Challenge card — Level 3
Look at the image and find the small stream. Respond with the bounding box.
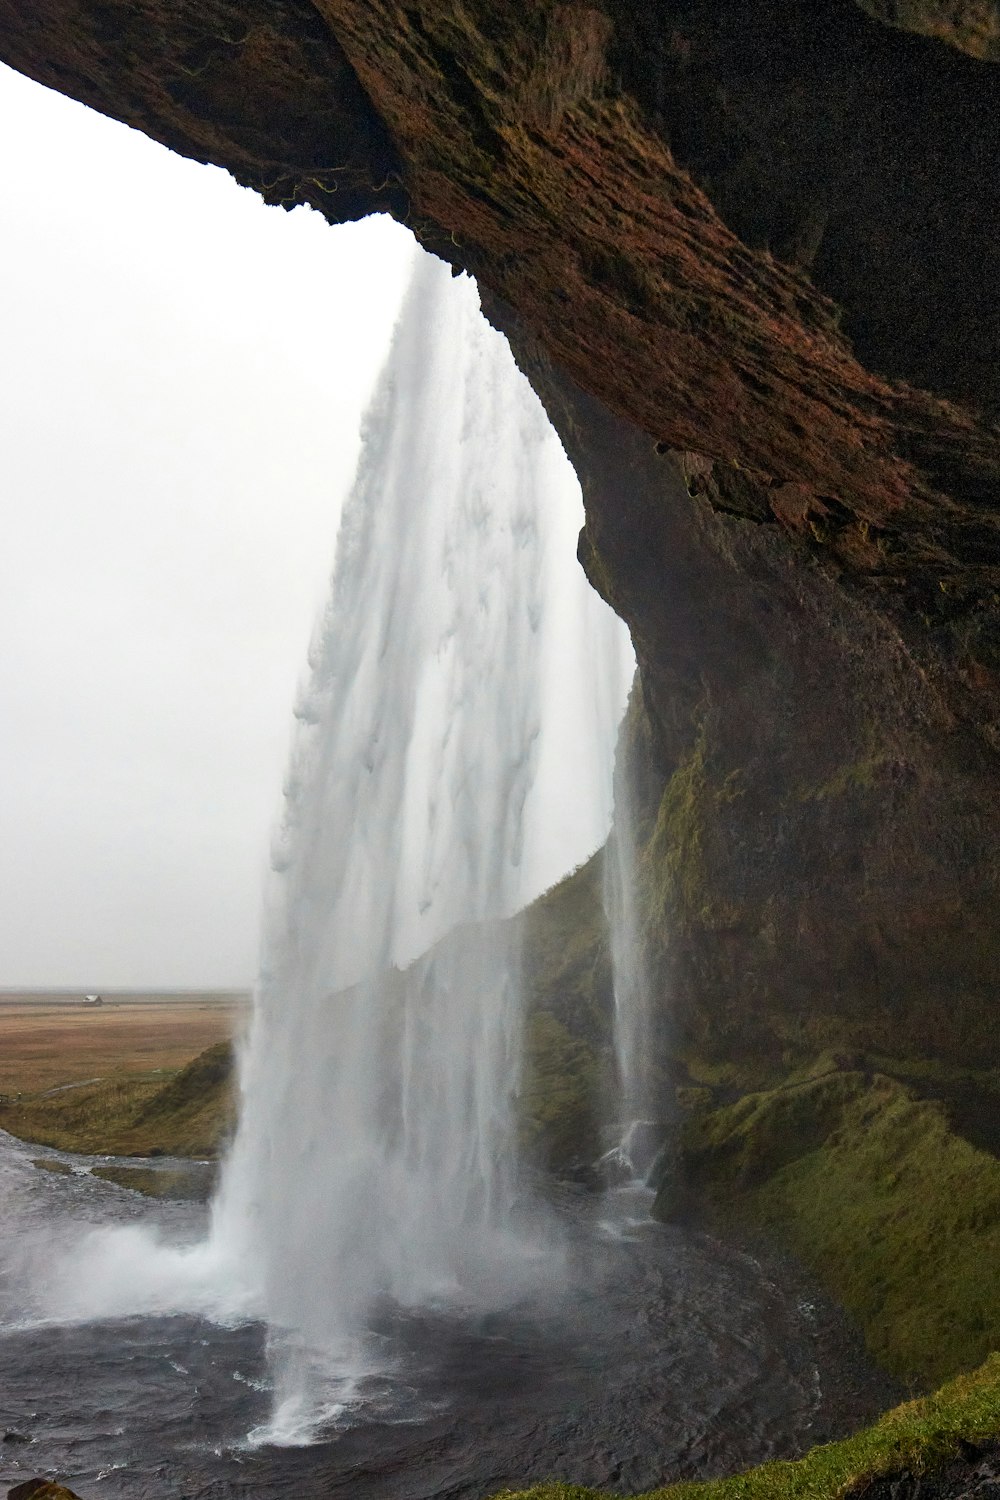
[0,1130,897,1500]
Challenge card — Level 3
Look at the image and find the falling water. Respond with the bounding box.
[1,247,895,1489]
[602,694,660,1186]
[206,249,633,1435]
[15,247,633,1437]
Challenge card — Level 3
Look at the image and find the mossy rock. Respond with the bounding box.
[519,1010,601,1173]
[515,853,614,1175]
[673,1066,1000,1386]
[520,851,611,1042]
[135,1041,232,1121]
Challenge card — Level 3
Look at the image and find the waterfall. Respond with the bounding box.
[601,694,660,1186]
[22,246,633,1436]
[206,249,634,1437]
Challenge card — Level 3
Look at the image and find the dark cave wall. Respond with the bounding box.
[546,368,1000,1069]
[488,284,1000,1071]
[1,0,999,1070]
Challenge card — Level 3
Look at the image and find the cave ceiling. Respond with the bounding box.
[1,0,998,745]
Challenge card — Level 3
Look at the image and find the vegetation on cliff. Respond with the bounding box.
[517,853,612,1174]
[664,1061,1000,1388]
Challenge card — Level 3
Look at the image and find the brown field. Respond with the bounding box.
[0,997,248,1095]
[0,997,247,1157]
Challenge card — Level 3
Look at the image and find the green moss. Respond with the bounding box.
[639,725,744,947]
[676,1069,1000,1386]
[797,754,888,802]
[676,1049,788,1097]
[8,1483,86,1500]
[643,727,709,934]
[135,1041,233,1127]
[519,1010,601,1171]
[514,853,613,1172]
[867,1055,1000,1088]
[493,1353,1000,1500]
[521,852,609,1036]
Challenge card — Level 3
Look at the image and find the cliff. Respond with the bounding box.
[3,0,1000,1401]
[2,1,997,1075]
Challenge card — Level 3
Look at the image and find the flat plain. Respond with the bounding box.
[0,993,247,1095]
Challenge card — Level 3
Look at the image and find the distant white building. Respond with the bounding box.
[82,993,103,1006]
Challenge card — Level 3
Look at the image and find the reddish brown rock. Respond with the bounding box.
[0,1,997,1064]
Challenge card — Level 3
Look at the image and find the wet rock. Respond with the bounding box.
[8,1482,85,1500]
[595,1122,666,1188]
[594,1145,634,1190]
[850,1440,1000,1500]
[619,1120,664,1179]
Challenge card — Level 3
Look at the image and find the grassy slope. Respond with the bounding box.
[671,1064,1000,1387]
[0,1041,235,1158]
[2,856,611,1171]
[495,1354,1000,1500]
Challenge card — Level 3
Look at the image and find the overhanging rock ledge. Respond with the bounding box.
[2,0,998,1062]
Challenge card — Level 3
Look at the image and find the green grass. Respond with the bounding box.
[493,1352,1000,1500]
[0,1041,235,1158]
[674,1066,1000,1386]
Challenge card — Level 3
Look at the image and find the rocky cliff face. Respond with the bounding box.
[2,0,998,1068]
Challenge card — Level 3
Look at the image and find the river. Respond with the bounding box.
[0,1129,898,1500]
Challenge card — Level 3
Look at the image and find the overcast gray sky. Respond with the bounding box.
[0,63,415,988]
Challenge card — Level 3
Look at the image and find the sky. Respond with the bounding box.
[0,62,416,988]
